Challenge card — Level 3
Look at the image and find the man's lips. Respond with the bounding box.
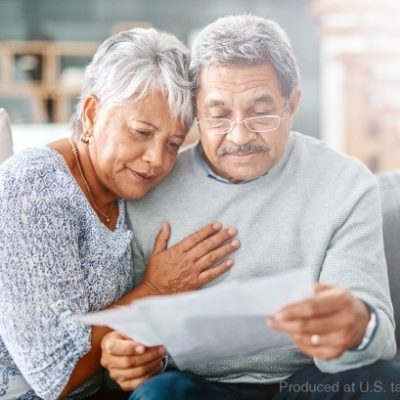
[227,151,258,156]
[223,152,261,160]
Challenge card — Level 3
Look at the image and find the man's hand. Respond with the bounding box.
[268,283,371,360]
[101,331,165,391]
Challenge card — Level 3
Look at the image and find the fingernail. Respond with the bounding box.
[274,313,284,320]
[226,259,233,267]
[135,345,145,354]
[231,239,240,248]
[228,227,237,235]
[213,222,222,230]
[158,347,166,356]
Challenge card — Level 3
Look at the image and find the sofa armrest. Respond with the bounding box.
[0,108,13,164]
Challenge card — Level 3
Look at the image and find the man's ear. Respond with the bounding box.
[81,95,99,132]
[287,89,302,116]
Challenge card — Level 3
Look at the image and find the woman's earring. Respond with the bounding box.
[80,131,91,144]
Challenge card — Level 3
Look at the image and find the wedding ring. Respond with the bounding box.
[310,334,320,347]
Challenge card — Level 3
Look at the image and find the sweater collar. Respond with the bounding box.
[194,143,259,184]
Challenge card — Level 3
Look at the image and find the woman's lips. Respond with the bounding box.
[129,169,156,184]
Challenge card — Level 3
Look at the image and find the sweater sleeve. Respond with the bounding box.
[314,169,396,373]
[0,159,91,399]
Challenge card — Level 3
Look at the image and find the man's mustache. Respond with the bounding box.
[217,143,271,157]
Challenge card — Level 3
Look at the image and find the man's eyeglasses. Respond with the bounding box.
[195,110,287,136]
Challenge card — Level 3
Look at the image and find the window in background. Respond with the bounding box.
[311,0,400,172]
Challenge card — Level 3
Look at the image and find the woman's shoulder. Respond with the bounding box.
[0,147,73,195]
[1,146,64,174]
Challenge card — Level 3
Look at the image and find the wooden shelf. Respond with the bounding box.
[0,40,99,123]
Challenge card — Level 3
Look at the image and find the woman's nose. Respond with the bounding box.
[142,142,164,168]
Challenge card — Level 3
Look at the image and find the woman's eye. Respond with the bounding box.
[166,141,181,152]
[132,129,152,138]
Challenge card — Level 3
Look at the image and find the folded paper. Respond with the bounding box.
[80,268,313,368]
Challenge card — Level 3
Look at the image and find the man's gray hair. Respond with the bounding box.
[72,27,193,133]
[190,14,300,99]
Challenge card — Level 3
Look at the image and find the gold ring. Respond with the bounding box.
[310,334,320,347]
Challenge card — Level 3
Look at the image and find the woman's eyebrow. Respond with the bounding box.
[133,120,160,131]
[132,120,186,140]
[170,133,186,140]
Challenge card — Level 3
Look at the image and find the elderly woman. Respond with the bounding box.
[0,28,239,400]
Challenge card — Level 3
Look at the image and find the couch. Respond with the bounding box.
[379,171,400,356]
[0,108,13,163]
[0,108,399,357]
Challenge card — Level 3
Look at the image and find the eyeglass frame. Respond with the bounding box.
[195,103,289,136]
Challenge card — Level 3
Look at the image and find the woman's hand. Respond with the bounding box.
[140,221,240,294]
[101,331,164,391]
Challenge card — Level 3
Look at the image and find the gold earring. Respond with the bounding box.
[80,131,91,144]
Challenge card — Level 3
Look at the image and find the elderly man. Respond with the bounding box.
[101,15,399,400]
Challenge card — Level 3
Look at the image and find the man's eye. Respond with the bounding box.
[255,112,273,116]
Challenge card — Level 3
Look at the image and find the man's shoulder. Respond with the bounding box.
[176,141,198,167]
[292,132,374,182]
[157,142,198,187]
[127,143,198,212]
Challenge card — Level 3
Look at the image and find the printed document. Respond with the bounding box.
[80,268,313,368]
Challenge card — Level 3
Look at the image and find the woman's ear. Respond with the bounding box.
[81,95,99,132]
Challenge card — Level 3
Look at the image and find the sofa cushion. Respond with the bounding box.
[378,171,400,346]
[0,108,13,163]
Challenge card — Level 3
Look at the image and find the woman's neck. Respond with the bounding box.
[49,137,118,228]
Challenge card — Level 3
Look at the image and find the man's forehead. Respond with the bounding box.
[204,93,276,108]
[198,64,282,99]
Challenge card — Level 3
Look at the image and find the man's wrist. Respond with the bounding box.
[351,300,377,351]
[356,306,377,350]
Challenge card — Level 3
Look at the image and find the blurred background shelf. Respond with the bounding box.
[1,0,400,171]
[0,40,99,123]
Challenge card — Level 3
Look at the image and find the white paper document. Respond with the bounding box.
[80,268,313,368]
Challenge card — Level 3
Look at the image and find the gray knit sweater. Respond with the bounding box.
[127,132,396,384]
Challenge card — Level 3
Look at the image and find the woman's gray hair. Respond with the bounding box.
[72,27,193,134]
[190,14,300,100]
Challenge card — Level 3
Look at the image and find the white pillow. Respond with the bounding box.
[0,108,13,164]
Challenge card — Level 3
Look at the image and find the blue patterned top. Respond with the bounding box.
[0,147,134,399]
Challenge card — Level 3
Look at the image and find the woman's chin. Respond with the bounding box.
[118,183,156,201]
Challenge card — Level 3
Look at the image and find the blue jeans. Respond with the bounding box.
[128,361,400,400]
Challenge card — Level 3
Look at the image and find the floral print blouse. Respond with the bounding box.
[0,147,134,399]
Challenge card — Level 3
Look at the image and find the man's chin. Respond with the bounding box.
[221,152,265,164]
[222,164,270,183]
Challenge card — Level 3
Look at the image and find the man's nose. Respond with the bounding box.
[226,121,257,145]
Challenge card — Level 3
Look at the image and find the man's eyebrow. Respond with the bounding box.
[204,98,226,107]
[250,94,276,105]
